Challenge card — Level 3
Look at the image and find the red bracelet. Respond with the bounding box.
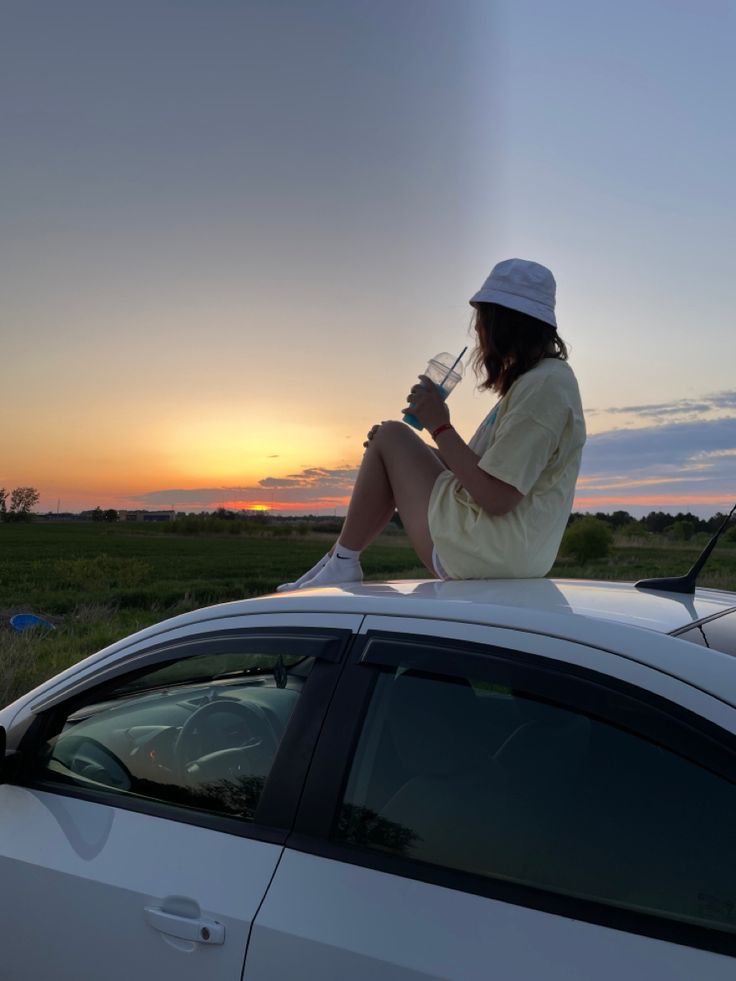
[431,423,454,440]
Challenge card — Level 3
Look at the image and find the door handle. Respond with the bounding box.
[144,905,225,945]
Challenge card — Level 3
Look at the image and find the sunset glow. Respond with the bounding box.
[214,498,351,514]
[2,3,734,520]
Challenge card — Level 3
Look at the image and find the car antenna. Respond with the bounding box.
[635,501,736,595]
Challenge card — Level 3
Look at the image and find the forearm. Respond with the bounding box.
[404,377,521,513]
[435,426,522,516]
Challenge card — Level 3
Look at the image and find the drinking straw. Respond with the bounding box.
[439,346,467,388]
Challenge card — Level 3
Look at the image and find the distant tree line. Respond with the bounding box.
[2,491,732,550]
[0,486,40,522]
[562,508,736,564]
[161,509,348,537]
[568,509,734,539]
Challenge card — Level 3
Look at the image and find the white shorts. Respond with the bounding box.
[432,545,449,580]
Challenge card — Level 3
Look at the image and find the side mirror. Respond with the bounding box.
[0,726,21,785]
[0,726,6,783]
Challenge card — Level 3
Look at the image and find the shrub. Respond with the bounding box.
[561,516,613,564]
[616,520,647,540]
[666,520,695,541]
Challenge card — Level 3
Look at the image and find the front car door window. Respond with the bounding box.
[35,647,314,822]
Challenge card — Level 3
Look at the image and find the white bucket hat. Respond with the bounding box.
[470,258,557,328]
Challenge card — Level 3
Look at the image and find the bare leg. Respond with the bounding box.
[278,422,446,590]
[339,421,445,573]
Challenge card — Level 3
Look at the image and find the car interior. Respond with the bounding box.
[39,656,311,820]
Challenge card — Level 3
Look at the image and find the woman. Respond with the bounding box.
[278,258,586,590]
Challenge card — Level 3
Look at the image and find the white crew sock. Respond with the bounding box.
[301,547,363,588]
[333,544,361,561]
[277,543,364,593]
[276,552,331,592]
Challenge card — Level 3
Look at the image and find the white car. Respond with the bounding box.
[1,577,735,980]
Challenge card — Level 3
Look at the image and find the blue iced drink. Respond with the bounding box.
[403,351,464,431]
[404,385,449,430]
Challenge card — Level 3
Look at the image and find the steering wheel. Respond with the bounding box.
[174,698,279,785]
[54,735,133,790]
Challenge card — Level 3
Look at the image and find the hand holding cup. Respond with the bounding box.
[403,376,450,433]
[403,351,464,431]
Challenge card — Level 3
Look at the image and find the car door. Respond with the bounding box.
[244,616,736,980]
[0,616,359,981]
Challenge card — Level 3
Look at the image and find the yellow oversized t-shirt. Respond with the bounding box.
[428,358,586,579]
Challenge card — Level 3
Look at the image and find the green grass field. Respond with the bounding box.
[0,521,424,704]
[1,520,735,706]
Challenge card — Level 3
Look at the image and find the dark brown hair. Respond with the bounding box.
[471,303,569,396]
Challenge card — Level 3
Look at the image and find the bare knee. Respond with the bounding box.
[372,420,416,449]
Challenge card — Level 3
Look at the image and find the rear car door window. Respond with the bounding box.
[334,644,736,939]
[677,609,736,657]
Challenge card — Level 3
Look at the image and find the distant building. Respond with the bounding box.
[115,510,178,523]
[38,512,86,522]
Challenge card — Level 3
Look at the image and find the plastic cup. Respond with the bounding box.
[403,352,464,430]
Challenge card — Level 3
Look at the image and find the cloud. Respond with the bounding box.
[594,389,736,421]
[576,416,736,514]
[581,417,736,475]
[129,464,360,512]
[607,400,712,418]
[258,477,310,488]
[259,466,359,490]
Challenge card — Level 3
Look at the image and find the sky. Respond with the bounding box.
[2,0,735,518]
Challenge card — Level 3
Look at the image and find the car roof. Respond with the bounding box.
[9,578,736,725]
[85,577,736,648]
[77,577,735,667]
[224,578,736,634]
